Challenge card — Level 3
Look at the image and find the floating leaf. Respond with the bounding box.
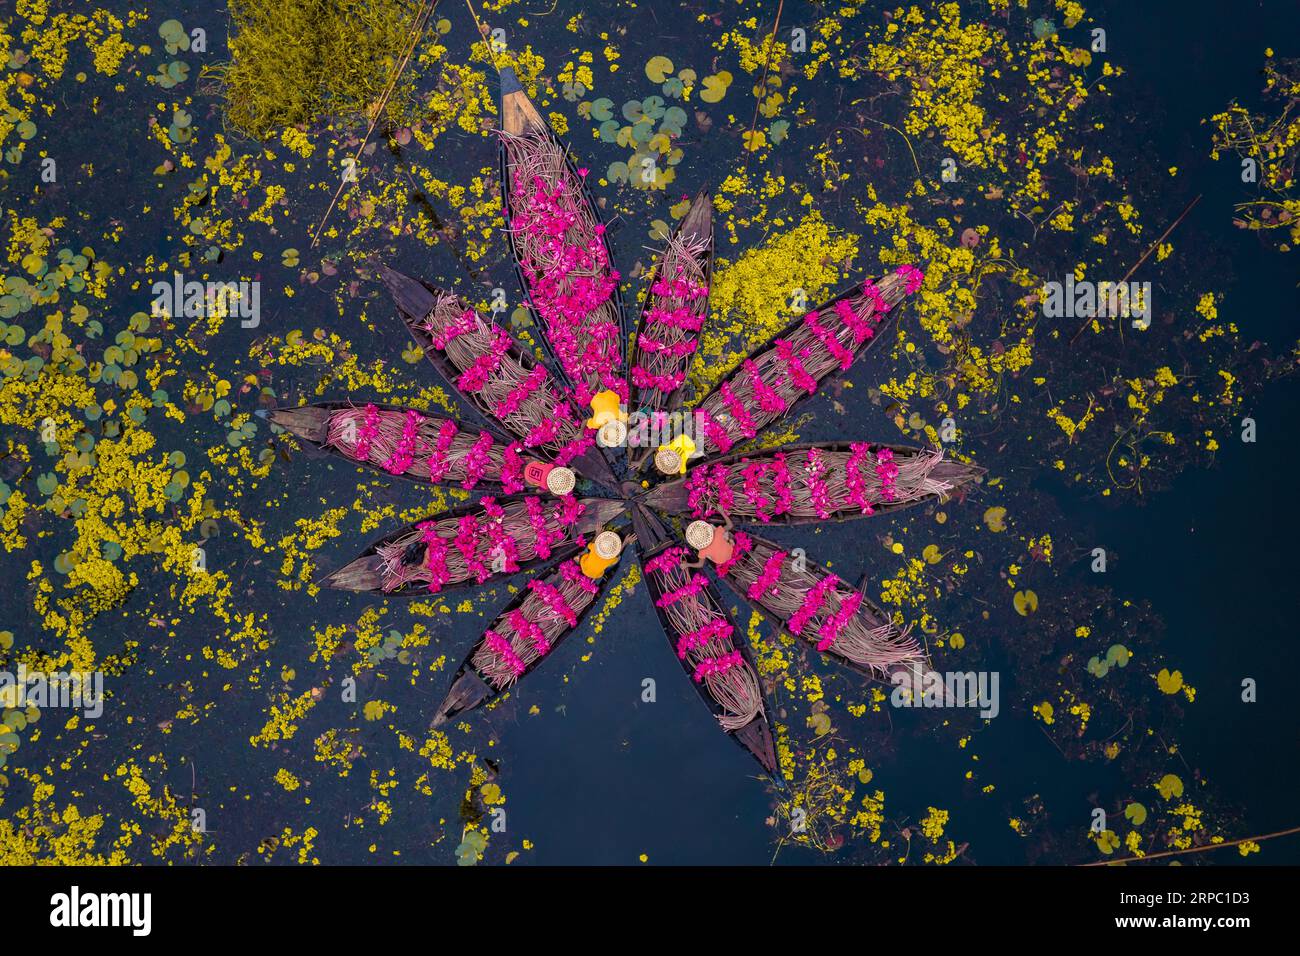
[1105,644,1131,667]
[589,98,614,122]
[1156,668,1183,694]
[699,74,729,103]
[1124,802,1148,825]
[1155,773,1184,800]
[1095,829,1119,854]
[648,219,670,241]
[1013,590,1038,616]
[982,506,1007,532]
[769,119,790,144]
[660,106,687,134]
[922,544,942,564]
[645,55,674,83]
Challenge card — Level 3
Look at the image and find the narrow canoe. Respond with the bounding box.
[644,441,983,525]
[322,495,623,596]
[631,502,779,778]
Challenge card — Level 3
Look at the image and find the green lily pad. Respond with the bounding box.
[597,120,620,143]
[640,95,666,120]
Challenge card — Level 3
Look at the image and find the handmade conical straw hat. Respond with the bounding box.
[545,466,575,496]
[654,448,681,475]
[598,420,627,448]
[685,520,716,550]
[594,530,623,559]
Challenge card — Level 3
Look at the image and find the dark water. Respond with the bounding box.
[5,0,1298,866]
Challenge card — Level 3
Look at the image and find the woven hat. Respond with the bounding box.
[545,466,575,495]
[685,520,716,550]
[654,447,681,475]
[598,420,627,448]
[593,530,623,559]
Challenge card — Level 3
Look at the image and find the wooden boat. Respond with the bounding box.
[378,265,617,487]
[708,528,928,685]
[644,441,983,525]
[497,65,631,394]
[631,503,779,778]
[263,401,521,491]
[627,189,714,472]
[321,495,623,595]
[688,267,923,462]
[431,517,632,726]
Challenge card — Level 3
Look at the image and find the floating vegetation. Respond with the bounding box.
[1210,52,1300,251]
[206,0,433,138]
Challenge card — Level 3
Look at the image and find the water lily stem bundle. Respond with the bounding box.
[686,445,953,522]
[694,267,922,455]
[373,496,585,593]
[648,553,763,730]
[720,532,924,676]
[325,404,510,487]
[630,230,710,408]
[419,290,593,465]
[500,128,625,404]
[472,557,603,687]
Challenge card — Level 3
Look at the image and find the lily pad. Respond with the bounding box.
[645,55,674,83]
[983,506,1007,532]
[1156,667,1183,694]
[1155,773,1184,800]
[1105,644,1131,667]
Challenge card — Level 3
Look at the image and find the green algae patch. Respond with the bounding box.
[208,0,432,139]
